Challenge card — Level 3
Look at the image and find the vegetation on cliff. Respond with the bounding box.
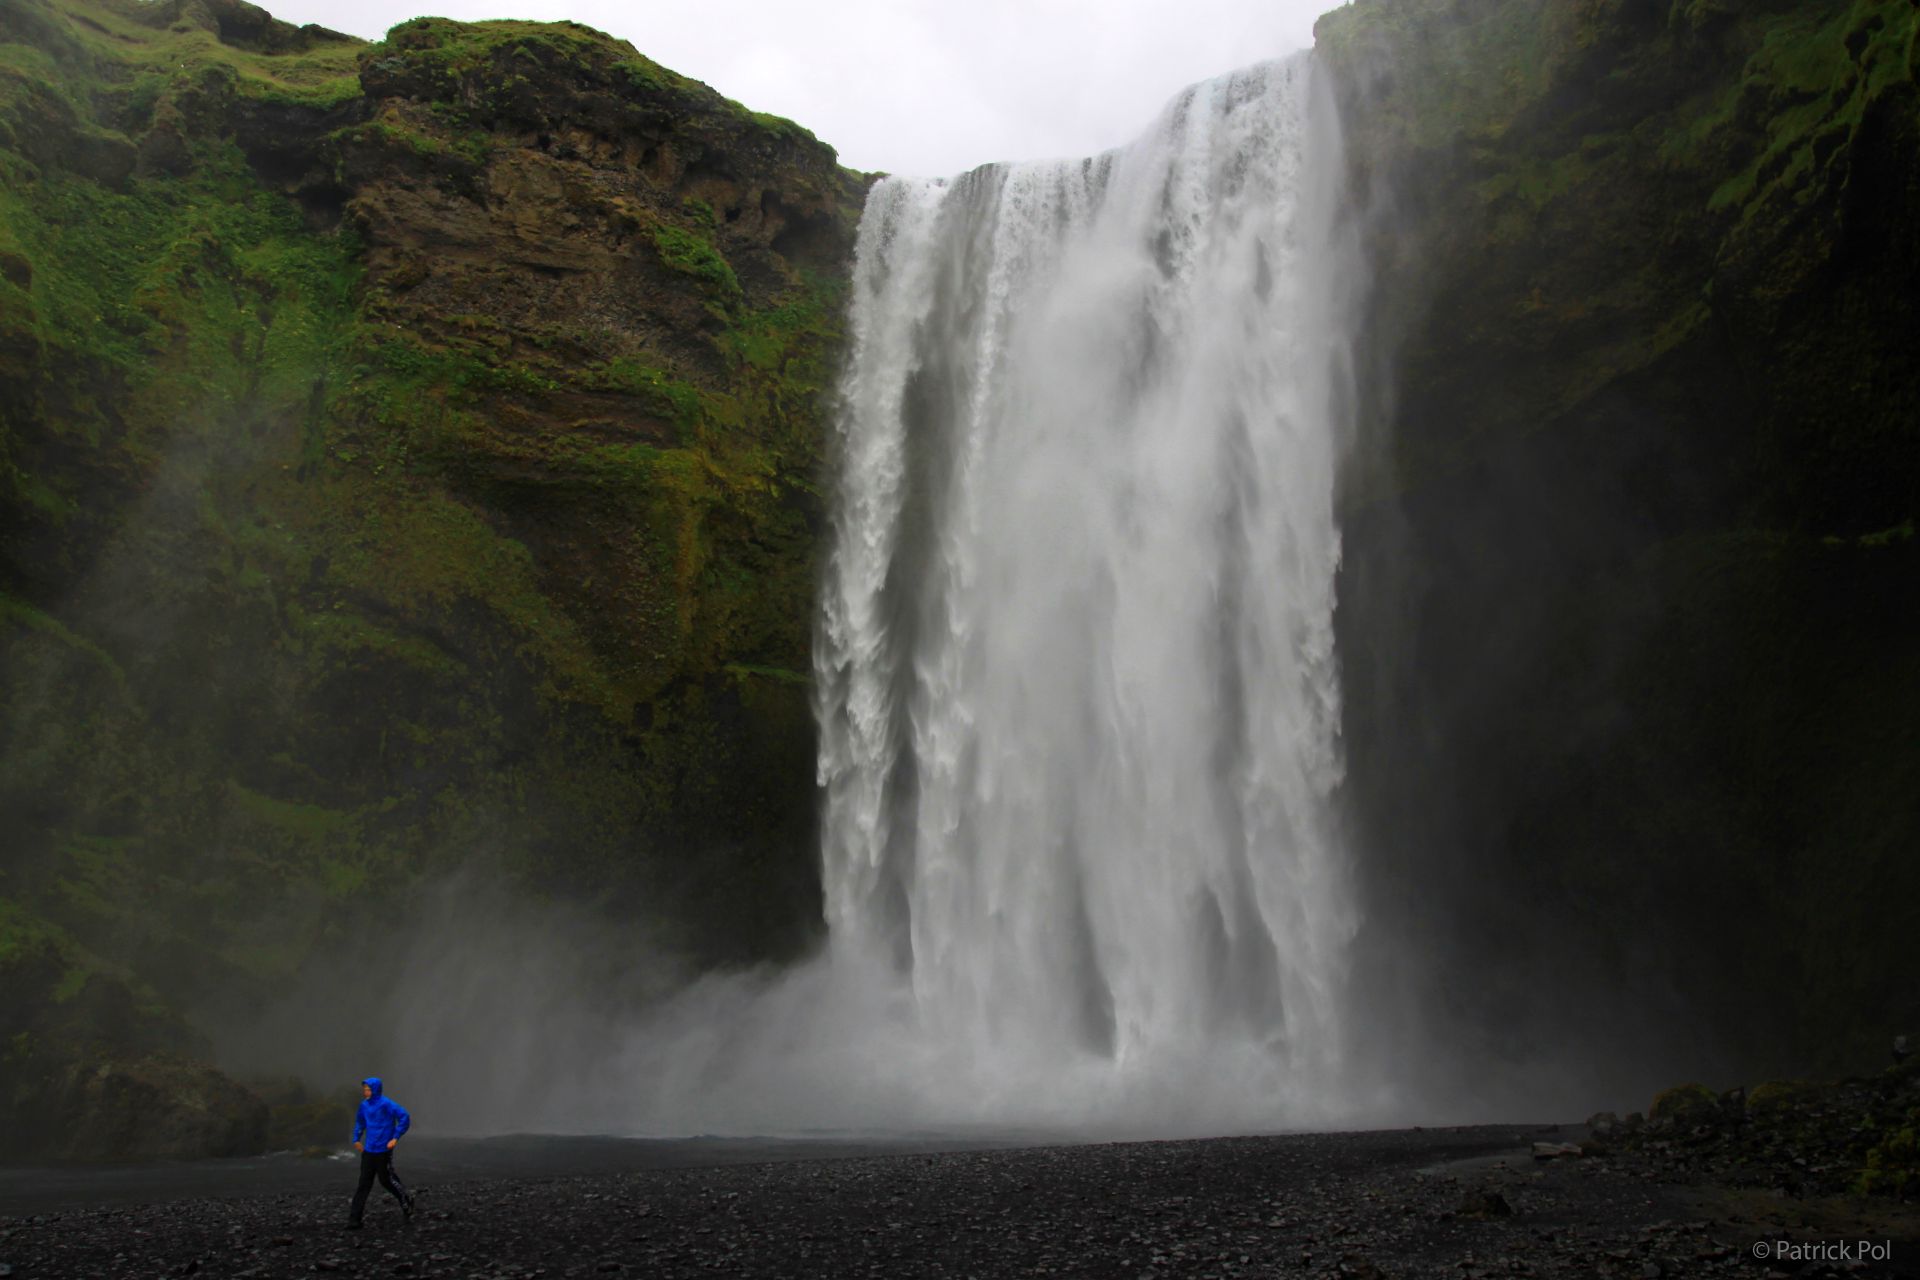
[0,0,864,1158]
[1319,0,1918,1088]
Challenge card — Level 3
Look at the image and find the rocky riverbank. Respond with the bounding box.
[1,1118,1914,1279]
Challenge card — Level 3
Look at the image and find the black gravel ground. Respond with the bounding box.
[1,1124,1913,1279]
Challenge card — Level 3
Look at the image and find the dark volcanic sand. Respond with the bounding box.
[1,1126,1913,1279]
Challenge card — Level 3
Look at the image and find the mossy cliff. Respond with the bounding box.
[1318,0,1919,1090]
[0,0,864,1159]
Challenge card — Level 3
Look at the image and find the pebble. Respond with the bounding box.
[0,1126,1875,1279]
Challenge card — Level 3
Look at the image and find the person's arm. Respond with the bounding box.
[388,1101,410,1149]
[352,1102,366,1152]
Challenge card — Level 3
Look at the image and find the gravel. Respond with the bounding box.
[0,1124,1912,1279]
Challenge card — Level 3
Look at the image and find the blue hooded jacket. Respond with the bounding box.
[353,1077,411,1151]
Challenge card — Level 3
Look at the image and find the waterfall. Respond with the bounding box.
[809,52,1361,1130]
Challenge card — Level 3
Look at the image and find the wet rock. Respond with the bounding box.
[8,1051,268,1162]
[1743,1081,1812,1115]
[1457,1189,1513,1217]
[1647,1084,1718,1129]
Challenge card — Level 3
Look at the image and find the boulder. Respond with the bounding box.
[5,1049,269,1162]
[1457,1189,1513,1217]
[1648,1083,1719,1129]
[1744,1080,1812,1115]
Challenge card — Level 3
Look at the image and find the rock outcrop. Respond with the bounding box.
[9,1051,270,1162]
[0,898,269,1160]
[0,0,862,1159]
[1319,0,1919,1086]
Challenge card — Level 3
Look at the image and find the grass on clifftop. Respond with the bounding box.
[0,0,362,120]
[372,14,828,156]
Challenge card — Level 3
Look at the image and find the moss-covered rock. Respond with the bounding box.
[1323,0,1920,1081]
[1648,1082,1719,1128]
[1611,1063,1920,1199]
[0,0,867,1159]
[4,1048,269,1162]
[1857,1107,1919,1198]
[1744,1080,1813,1115]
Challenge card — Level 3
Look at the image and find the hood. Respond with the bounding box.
[363,1077,383,1100]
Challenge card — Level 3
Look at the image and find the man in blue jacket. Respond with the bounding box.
[347,1076,416,1229]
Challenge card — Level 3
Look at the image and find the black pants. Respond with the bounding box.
[349,1150,410,1223]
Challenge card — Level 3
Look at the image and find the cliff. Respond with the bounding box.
[1319,0,1919,1092]
[0,0,862,1159]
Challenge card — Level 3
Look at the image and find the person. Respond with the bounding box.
[346,1076,416,1229]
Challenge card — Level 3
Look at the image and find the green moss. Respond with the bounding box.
[614,54,696,98]
[0,593,129,690]
[581,356,704,438]
[1701,1,1918,217]
[0,895,171,1033]
[1649,1081,1720,1124]
[0,898,45,965]
[333,118,490,166]
[1745,1080,1813,1113]
[225,781,350,838]
[2,0,363,122]
[50,964,88,1002]
[320,861,366,898]
[650,224,742,306]
[1857,1108,1920,1197]
[303,610,468,679]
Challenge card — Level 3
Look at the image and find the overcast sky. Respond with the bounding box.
[260,0,1343,175]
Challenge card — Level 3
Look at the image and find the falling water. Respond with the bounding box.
[808,53,1362,1130]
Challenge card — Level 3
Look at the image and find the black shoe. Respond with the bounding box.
[343,1222,363,1231]
[402,1194,417,1221]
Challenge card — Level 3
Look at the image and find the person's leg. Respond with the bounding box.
[348,1153,378,1225]
[377,1153,412,1216]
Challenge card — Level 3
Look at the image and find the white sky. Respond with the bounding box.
[258,0,1344,176]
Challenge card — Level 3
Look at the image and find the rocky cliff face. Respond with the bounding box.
[1319,0,1919,1095]
[0,0,863,1158]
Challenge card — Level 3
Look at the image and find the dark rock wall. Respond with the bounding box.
[1320,0,1920,1095]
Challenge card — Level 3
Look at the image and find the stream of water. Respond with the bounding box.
[803,52,1363,1130]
